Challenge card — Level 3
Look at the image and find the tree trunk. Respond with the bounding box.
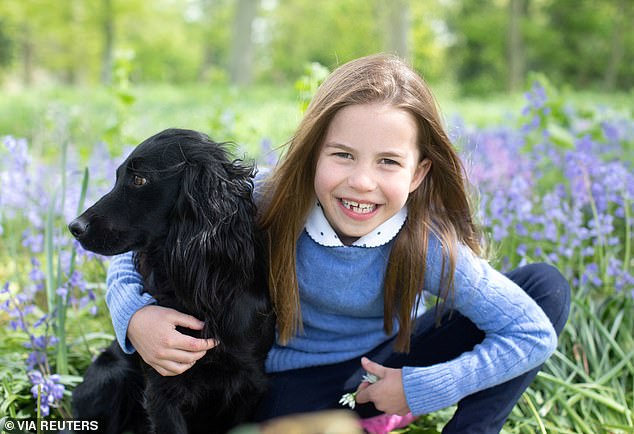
[101,0,115,85]
[507,0,525,93]
[64,0,78,85]
[602,0,627,91]
[199,0,217,81]
[229,0,258,86]
[21,24,33,86]
[385,0,410,59]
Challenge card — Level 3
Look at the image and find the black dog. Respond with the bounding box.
[68,129,275,434]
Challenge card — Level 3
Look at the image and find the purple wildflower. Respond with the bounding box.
[522,81,548,115]
[28,371,65,417]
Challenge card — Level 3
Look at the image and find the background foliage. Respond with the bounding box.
[0,0,632,92]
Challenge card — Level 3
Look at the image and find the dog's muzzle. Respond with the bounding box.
[68,217,90,239]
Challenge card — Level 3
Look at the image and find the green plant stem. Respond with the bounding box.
[582,167,608,287]
[624,196,631,275]
[522,394,547,434]
[538,372,630,415]
[55,141,70,375]
[44,191,57,317]
[57,167,90,375]
[556,396,595,434]
[37,383,41,434]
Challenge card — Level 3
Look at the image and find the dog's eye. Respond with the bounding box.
[133,175,148,186]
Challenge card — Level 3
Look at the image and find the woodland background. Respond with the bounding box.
[0,0,632,92]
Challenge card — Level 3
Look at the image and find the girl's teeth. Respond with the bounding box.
[341,199,376,214]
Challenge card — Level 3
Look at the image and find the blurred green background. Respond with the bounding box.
[0,0,632,156]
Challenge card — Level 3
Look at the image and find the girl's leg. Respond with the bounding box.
[254,358,361,421]
[439,263,571,434]
[361,263,570,433]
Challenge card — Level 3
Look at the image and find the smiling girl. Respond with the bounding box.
[314,103,429,245]
[106,54,570,433]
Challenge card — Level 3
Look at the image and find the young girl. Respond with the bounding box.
[106,54,570,433]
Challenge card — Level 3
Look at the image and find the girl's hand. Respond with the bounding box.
[128,305,218,376]
[354,357,411,416]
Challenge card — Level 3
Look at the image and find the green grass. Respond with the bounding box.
[3,83,630,161]
[1,84,302,161]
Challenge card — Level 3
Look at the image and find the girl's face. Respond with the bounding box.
[314,103,430,245]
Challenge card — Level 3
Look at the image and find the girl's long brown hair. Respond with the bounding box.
[258,54,481,352]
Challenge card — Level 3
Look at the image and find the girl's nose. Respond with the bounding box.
[347,168,377,191]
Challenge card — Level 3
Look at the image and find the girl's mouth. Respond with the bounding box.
[339,198,379,216]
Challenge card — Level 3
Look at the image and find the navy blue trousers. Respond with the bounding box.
[255,263,571,434]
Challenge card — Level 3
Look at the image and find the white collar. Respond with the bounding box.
[305,202,407,248]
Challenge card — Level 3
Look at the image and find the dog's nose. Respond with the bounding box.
[68,218,89,239]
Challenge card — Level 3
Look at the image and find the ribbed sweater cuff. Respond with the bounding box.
[105,252,156,354]
[402,366,460,416]
[105,282,155,353]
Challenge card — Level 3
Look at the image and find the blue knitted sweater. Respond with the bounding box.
[105,203,557,416]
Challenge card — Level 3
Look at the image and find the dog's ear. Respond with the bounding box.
[166,159,257,315]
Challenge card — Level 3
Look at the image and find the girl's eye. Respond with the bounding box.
[334,152,353,160]
[133,175,148,186]
[380,158,400,166]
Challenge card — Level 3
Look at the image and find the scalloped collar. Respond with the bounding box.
[304,202,407,248]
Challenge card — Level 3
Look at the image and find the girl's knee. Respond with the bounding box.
[523,263,571,334]
[538,264,571,335]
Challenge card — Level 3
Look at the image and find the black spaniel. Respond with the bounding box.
[68,129,275,434]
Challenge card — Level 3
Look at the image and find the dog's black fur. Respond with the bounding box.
[68,129,275,434]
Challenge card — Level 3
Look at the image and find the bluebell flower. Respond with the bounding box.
[25,351,47,370]
[22,229,44,254]
[33,314,48,328]
[69,270,86,291]
[56,286,68,298]
[10,318,26,332]
[28,371,65,417]
[523,81,548,112]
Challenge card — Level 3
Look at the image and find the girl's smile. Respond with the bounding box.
[314,103,431,244]
[338,198,380,220]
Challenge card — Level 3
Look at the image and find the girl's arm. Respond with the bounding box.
[400,235,558,416]
[105,252,156,353]
[106,252,217,376]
